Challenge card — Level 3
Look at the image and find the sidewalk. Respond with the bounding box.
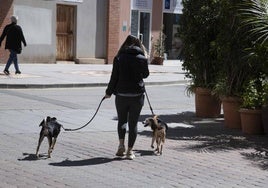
[0,60,188,88]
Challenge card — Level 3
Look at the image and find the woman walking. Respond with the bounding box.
[0,15,27,75]
[105,35,149,160]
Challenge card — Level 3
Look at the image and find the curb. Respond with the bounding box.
[0,80,189,89]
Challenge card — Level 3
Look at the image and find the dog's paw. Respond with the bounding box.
[151,145,154,149]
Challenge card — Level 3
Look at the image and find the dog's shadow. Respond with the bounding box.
[134,149,155,156]
[18,153,48,161]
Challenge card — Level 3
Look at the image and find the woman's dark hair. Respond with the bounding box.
[117,35,148,57]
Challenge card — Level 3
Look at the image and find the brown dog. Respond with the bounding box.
[143,116,168,155]
[36,116,62,158]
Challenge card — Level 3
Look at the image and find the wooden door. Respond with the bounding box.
[56,5,75,60]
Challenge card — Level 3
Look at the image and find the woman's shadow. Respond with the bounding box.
[18,153,116,166]
[49,157,115,166]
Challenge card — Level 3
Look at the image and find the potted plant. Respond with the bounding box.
[239,76,267,134]
[262,80,268,134]
[238,0,268,134]
[179,0,222,118]
[239,44,268,134]
[151,27,166,65]
[244,44,268,132]
[212,0,253,128]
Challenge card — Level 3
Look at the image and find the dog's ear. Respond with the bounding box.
[153,116,159,126]
[46,116,51,122]
[39,119,45,127]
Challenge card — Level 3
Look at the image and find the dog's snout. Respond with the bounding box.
[142,119,149,127]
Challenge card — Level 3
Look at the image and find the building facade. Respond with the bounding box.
[0,0,182,64]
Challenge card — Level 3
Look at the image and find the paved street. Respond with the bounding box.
[0,62,268,187]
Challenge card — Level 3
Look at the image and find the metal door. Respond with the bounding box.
[131,10,151,52]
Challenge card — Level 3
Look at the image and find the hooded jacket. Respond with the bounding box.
[0,22,27,53]
[106,46,149,96]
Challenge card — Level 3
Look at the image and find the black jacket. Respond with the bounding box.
[106,46,149,96]
[0,23,27,53]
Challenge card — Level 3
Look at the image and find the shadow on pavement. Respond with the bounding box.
[241,149,268,170]
[139,111,268,170]
[18,153,44,161]
[49,157,115,166]
[134,149,155,156]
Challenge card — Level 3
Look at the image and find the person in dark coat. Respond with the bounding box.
[0,15,27,75]
[105,35,149,160]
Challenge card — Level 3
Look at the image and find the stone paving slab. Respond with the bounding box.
[1,61,268,187]
[1,109,268,187]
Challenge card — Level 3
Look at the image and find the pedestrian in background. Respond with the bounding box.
[0,15,27,75]
[105,35,149,160]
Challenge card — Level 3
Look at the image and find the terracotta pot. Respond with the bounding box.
[151,57,164,65]
[262,105,268,134]
[195,87,221,118]
[222,97,242,129]
[239,108,263,135]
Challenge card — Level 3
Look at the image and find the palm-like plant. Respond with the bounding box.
[179,0,221,93]
[238,0,268,45]
[213,0,252,98]
[238,0,268,108]
[239,0,268,74]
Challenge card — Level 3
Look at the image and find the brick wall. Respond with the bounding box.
[0,0,13,64]
[106,0,120,64]
[118,0,131,48]
[106,0,162,64]
[151,0,164,59]
[106,0,131,64]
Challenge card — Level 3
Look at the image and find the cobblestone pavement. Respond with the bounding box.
[0,62,268,187]
[1,110,268,188]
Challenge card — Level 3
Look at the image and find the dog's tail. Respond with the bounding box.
[163,122,168,131]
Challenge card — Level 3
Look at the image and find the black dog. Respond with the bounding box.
[36,116,62,158]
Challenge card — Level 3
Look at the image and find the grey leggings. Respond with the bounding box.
[115,94,144,148]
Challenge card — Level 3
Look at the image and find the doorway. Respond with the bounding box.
[131,10,151,52]
[56,5,75,60]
